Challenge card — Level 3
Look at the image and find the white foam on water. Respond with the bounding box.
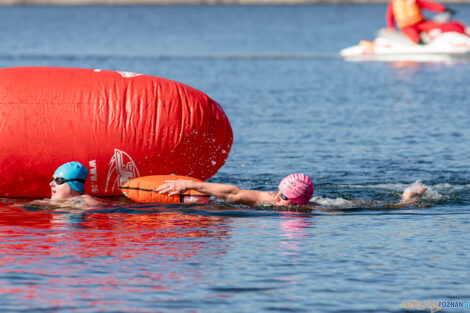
[311,196,354,208]
[340,180,450,201]
[432,183,470,191]
[404,180,441,200]
[346,181,470,192]
[347,183,410,192]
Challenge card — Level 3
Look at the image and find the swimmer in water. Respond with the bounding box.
[45,161,101,207]
[157,173,427,207]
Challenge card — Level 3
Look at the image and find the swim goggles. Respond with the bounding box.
[51,177,86,185]
[278,191,289,201]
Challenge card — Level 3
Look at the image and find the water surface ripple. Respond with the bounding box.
[1,4,470,313]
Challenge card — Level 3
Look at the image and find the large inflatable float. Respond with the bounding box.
[0,67,233,198]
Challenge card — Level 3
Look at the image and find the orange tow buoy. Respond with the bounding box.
[120,175,210,204]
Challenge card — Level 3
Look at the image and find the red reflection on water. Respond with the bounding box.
[0,207,230,259]
[0,203,231,309]
[279,213,314,255]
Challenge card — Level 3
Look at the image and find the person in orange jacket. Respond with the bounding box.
[386,0,467,44]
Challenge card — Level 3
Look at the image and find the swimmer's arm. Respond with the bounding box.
[348,185,427,208]
[417,0,446,13]
[157,180,271,206]
[356,184,428,209]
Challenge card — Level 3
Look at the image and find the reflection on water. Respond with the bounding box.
[0,3,470,312]
[0,203,232,310]
[279,215,314,256]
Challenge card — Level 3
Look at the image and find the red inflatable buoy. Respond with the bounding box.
[0,67,232,198]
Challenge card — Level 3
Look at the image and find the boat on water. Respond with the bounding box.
[340,28,470,62]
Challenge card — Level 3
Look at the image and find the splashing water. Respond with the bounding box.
[405,180,441,200]
[311,196,355,208]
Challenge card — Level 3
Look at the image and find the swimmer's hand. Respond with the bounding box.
[400,181,428,203]
[157,180,193,197]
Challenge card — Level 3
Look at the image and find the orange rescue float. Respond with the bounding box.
[120,175,210,204]
[0,67,233,197]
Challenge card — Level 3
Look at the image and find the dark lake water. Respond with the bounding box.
[1,4,470,313]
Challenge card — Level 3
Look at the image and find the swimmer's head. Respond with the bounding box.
[278,173,314,205]
[53,161,88,192]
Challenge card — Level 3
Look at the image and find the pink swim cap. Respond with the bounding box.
[278,173,314,205]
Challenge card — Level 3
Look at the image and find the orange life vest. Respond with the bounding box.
[392,0,424,28]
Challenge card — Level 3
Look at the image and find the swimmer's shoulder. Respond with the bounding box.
[78,194,103,206]
[254,191,277,206]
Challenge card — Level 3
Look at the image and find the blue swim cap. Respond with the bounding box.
[53,161,88,192]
